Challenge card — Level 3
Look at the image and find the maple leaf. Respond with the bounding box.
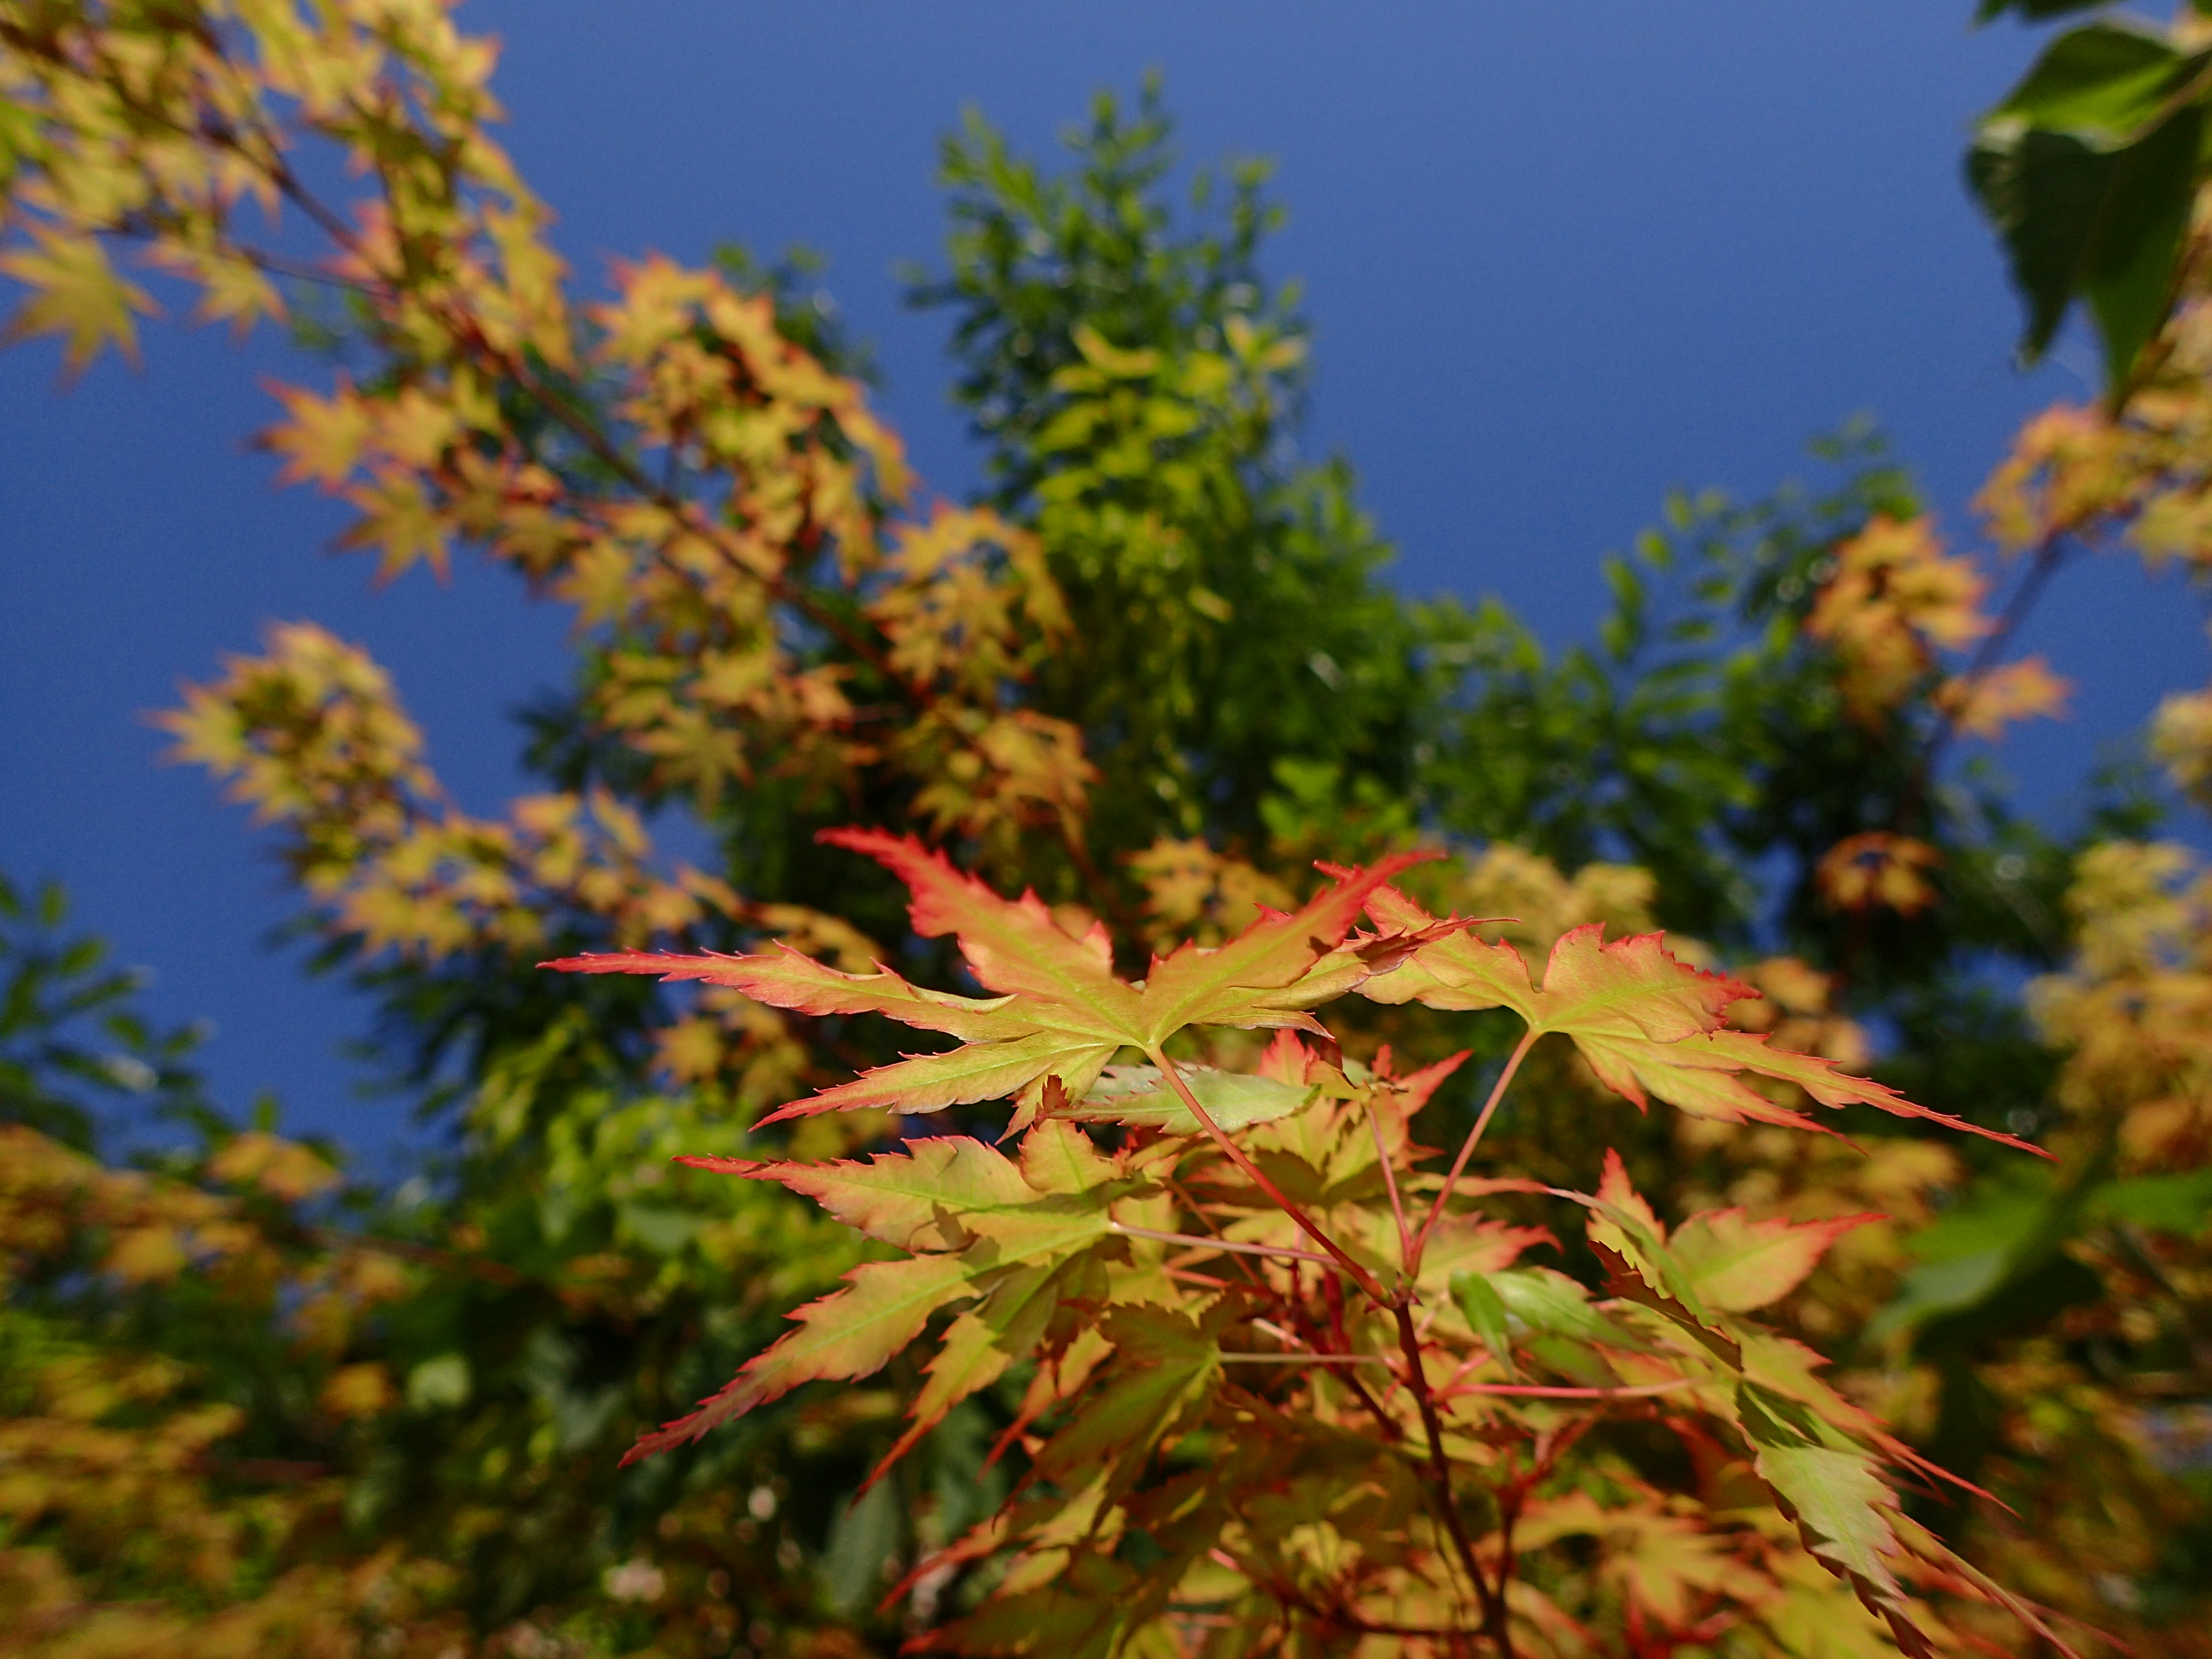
[1028,1300,1238,1498]
[1515,1490,1770,1629]
[0,228,157,376]
[1665,1208,1878,1313]
[1816,832,1942,918]
[1360,886,2045,1153]
[1451,1269,1518,1377]
[262,379,378,488]
[1052,1063,1313,1133]
[1939,655,2070,740]
[627,1121,1135,1466]
[1360,891,1750,1037]
[623,1252,975,1464]
[1577,1151,1741,1350]
[1462,1265,1642,1351]
[1549,1157,1959,1653]
[1752,1434,1928,1657]
[548,830,1436,1127]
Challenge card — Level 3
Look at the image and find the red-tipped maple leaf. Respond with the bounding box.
[1665,1207,1879,1313]
[547,830,1441,1126]
[627,1120,1135,1467]
[1358,887,2044,1154]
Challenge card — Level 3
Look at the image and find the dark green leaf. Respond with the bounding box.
[1991,22,2182,134]
[2090,1168,2212,1234]
[1969,24,2208,386]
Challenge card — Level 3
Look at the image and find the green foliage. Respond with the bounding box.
[0,874,211,1150]
[914,82,1428,858]
[1970,7,2212,391]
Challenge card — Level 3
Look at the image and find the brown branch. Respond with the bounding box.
[1337,1365,1407,1444]
[1391,1301,1513,1655]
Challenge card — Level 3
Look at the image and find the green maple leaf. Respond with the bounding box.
[1029,1300,1238,1498]
[1055,1063,1313,1133]
[1752,1436,1929,1657]
[623,1250,976,1464]
[924,1548,1145,1659]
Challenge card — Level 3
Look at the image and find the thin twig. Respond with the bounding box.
[1160,1171,1269,1292]
[1914,529,2071,793]
[1440,1378,1693,1401]
[1249,1318,1411,1445]
[1413,1028,1539,1273]
[1108,1219,1333,1266]
[1364,1094,1413,1274]
[1160,1265,1232,1290]
[1219,1352,1388,1366]
[1149,1047,1387,1304]
[1338,1365,1407,1444]
[1391,1301,1510,1650]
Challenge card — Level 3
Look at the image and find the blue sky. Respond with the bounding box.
[4,1,2205,1157]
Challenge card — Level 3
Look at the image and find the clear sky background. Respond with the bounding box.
[5,1,2206,1159]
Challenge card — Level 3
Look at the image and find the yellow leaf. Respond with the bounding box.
[0,228,157,375]
[1937,656,2069,740]
[318,1362,397,1420]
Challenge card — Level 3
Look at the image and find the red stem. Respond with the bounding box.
[1108,1220,1334,1266]
[1413,1028,1539,1273]
[1149,1047,1387,1306]
[1364,1095,1414,1276]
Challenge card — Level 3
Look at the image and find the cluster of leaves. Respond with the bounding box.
[0,0,2208,1655]
[554,833,2056,1656]
[907,81,1431,860]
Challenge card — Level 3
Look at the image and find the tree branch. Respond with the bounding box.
[1391,1301,1515,1655]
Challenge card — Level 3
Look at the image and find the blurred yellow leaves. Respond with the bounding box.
[0,1122,456,1656]
[159,621,739,960]
[2031,840,2212,1170]
[1816,832,1942,919]
[2152,674,2212,811]
[0,228,155,373]
[1935,657,2070,741]
[5,0,1095,953]
[1805,513,2068,742]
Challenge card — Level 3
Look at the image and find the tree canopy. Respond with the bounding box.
[1,2,2209,1656]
